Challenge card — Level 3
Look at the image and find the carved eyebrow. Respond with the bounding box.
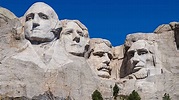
[127,50,135,54]
[137,48,148,52]
[62,29,73,34]
[77,30,82,33]
[26,13,34,17]
[127,50,135,57]
[65,29,73,31]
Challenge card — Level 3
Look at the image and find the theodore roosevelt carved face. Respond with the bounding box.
[24,2,59,43]
[86,38,113,78]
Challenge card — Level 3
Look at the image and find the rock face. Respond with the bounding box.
[60,19,89,57]
[0,2,179,100]
[119,22,179,99]
[85,38,113,79]
[23,2,60,43]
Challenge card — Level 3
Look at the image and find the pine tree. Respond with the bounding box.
[162,93,171,100]
[127,90,141,100]
[113,84,119,99]
[92,90,103,100]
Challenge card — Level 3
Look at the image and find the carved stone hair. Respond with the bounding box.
[60,19,89,38]
[24,2,58,20]
[89,38,112,48]
[85,38,112,58]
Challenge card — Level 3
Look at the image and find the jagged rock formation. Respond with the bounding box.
[0,2,179,100]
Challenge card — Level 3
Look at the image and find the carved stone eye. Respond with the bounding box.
[138,50,148,55]
[64,30,73,35]
[93,52,104,57]
[26,13,34,22]
[38,13,49,20]
[77,31,84,37]
[107,53,113,60]
[127,51,134,58]
[26,16,32,21]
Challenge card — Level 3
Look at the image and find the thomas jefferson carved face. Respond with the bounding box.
[87,39,113,78]
[60,21,89,56]
[127,40,155,79]
[24,2,59,43]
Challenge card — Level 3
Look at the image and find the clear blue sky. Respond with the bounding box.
[0,0,179,46]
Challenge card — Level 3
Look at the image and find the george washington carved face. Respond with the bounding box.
[24,2,59,43]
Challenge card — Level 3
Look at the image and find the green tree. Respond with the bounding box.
[92,90,103,100]
[163,93,171,100]
[113,84,119,99]
[127,90,141,100]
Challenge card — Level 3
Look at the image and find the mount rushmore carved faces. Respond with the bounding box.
[86,38,113,78]
[126,40,156,79]
[60,20,89,56]
[24,2,59,44]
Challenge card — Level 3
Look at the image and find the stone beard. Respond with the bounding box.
[126,40,156,79]
[86,38,113,78]
[60,20,89,56]
[24,2,59,44]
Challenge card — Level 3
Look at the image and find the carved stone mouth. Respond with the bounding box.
[71,44,82,47]
[98,67,111,72]
[71,44,78,46]
[31,28,40,31]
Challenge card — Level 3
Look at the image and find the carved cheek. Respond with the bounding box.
[129,58,134,64]
[135,55,148,68]
[62,34,73,42]
[39,20,51,30]
[24,22,33,34]
[146,54,154,65]
[80,37,86,44]
[89,57,99,66]
[25,21,32,29]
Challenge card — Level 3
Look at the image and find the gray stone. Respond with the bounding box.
[23,2,60,43]
[154,24,172,34]
[60,19,89,57]
[1,2,179,100]
[86,38,113,79]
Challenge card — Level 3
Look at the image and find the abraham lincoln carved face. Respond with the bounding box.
[127,40,156,79]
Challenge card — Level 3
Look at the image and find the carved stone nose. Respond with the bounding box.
[73,37,80,43]
[132,53,140,66]
[103,61,110,66]
[132,60,139,66]
[32,23,40,28]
